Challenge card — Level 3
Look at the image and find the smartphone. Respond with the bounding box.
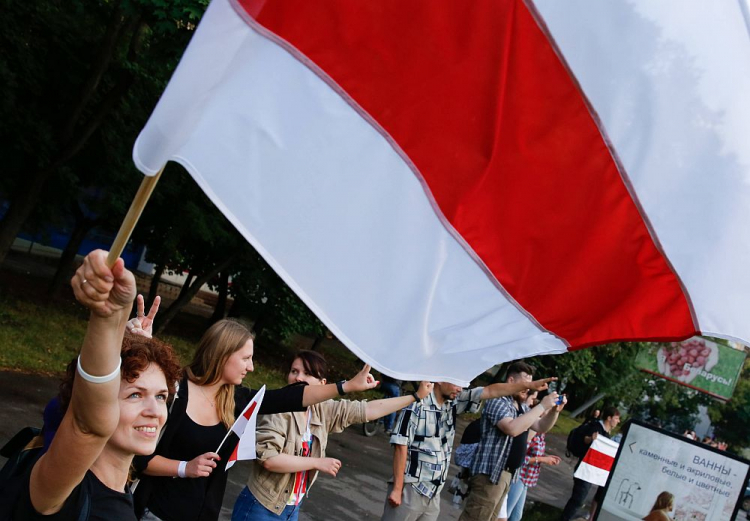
[548,381,564,405]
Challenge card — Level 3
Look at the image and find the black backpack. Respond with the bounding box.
[566,421,592,459]
[0,427,90,521]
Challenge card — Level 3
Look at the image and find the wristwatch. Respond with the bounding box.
[411,391,422,403]
[336,380,346,396]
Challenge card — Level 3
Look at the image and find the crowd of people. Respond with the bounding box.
[5,250,629,521]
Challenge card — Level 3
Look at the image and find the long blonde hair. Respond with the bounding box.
[186,319,255,429]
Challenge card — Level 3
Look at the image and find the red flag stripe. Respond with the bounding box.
[242,401,258,420]
[582,448,615,471]
[228,435,240,463]
[236,0,697,347]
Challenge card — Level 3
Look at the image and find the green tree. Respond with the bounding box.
[228,255,326,343]
[529,342,650,412]
[0,0,210,264]
[628,378,712,432]
[707,358,750,451]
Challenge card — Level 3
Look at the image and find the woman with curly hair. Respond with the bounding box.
[11,250,182,520]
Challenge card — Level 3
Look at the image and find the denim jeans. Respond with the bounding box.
[231,487,302,521]
[506,479,528,521]
[379,381,401,431]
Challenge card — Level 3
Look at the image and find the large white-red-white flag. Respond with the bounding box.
[574,436,620,487]
[133,0,750,384]
[217,385,265,470]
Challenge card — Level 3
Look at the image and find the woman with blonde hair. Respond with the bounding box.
[643,491,675,520]
[9,250,182,520]
[132,303,379,521]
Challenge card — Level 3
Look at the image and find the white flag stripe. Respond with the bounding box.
[133,0,567,385]
[574,464,610,487]
[592,436,619,458]
[534,0,750,345]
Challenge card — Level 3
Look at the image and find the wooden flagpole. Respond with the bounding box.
[106,166,165,267]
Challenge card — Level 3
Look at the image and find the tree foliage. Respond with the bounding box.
[0,0,326,343]
[707,358,750,451]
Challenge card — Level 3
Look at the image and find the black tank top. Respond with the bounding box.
[147,414,226,520]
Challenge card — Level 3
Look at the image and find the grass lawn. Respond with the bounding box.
[549,409,582,436]
[0,290,89,374]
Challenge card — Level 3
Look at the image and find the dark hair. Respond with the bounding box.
[59,335,183,418]
[601,406,620,421]
[506,361,535,379]
[294,350,328,381]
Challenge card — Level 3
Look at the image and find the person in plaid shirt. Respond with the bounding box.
[458,361,566,521]
[381,375,554,521]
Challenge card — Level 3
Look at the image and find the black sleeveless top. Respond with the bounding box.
[146,415,226,520]
[13,469,135,520]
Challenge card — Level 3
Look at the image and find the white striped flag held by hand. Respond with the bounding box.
[133,0,750,385]
[574,436,620,487]
[217,385,265,471]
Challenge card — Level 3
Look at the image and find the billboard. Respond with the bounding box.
[635,336,746,401]
[596,421,750,521]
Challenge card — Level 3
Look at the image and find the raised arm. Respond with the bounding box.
[30,250,135,514]
[497,392,559,437]
[530,395,566,434]
[300,364,379,407]
[365,382,433,421]
[480,377,556,400]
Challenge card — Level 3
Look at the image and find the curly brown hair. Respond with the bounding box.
[58,334,183,416]
[120,335,182,396]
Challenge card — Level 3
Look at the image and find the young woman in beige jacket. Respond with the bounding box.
[231,350,432,520]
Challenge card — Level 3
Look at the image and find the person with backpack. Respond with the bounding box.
[560,406,621,521]
[457,362,565,521]
[382,364,556,521]
[4,249,183,521]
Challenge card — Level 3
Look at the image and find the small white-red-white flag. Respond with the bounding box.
[574,436,619,487]
[216,385,265,470]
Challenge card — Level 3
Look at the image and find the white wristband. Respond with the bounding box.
[177,460,188,478]
[77,355,121,384]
